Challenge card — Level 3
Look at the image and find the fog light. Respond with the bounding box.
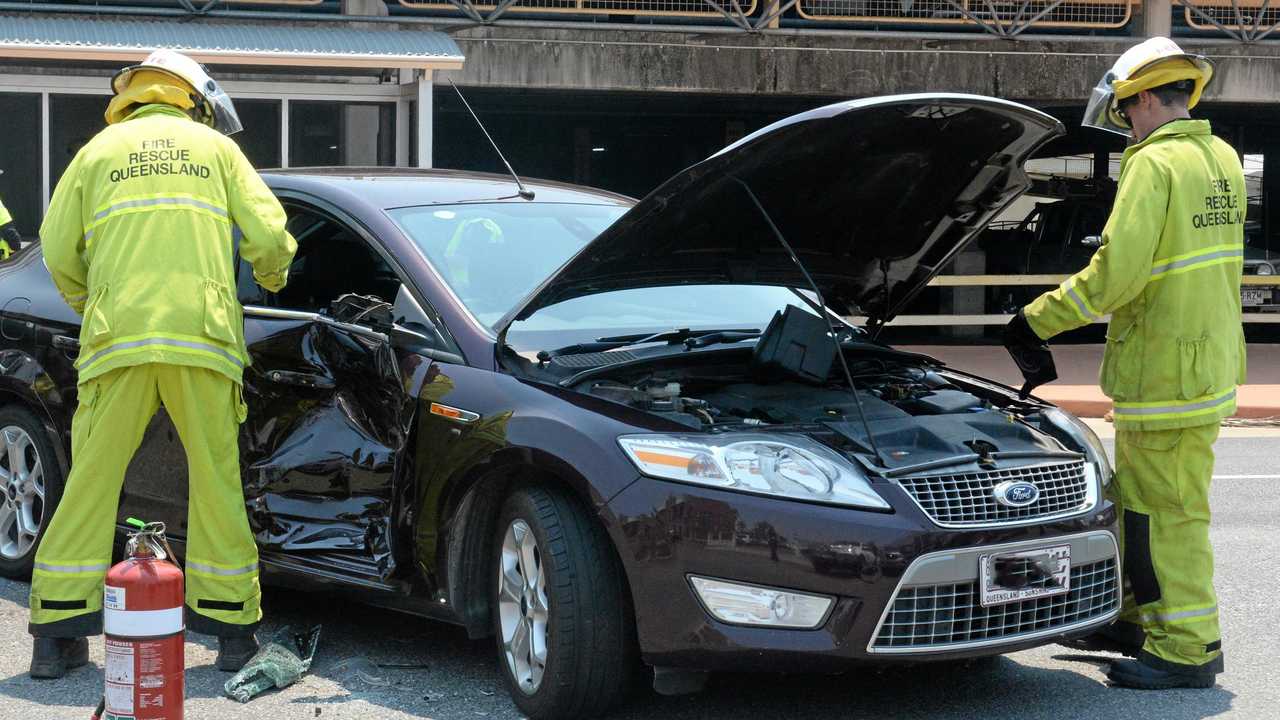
[689,576,833,629]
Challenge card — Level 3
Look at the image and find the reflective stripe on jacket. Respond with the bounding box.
[40,104,297,385]
[1025,119,1246,431]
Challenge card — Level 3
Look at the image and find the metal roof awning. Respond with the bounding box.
[0,14,464,70]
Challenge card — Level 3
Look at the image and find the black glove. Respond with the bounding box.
[0,222,19,248]
[1003,309,1057,399]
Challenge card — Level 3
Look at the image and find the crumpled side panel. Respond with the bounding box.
[240,320,413,578]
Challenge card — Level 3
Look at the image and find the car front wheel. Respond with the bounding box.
[0,406,65,578]
[493,485,635,719]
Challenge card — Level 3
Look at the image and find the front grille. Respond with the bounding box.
[872,558,1118,651]
[895,460,1091,527]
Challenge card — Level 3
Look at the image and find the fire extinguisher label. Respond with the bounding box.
[105,640,135,685]
[105,585,126,610]
[106,680,134,715]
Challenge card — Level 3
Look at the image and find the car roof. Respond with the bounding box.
[261,167,635,209]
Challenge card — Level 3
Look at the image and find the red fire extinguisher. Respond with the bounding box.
[101,518,185,720]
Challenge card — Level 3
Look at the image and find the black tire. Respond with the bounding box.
[0,404,66,578]
[492,485,636,719]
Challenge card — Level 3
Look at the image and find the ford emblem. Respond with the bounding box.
[993,480,1040,508]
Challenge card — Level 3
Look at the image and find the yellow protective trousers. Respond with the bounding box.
[1112,423,1223,670]
[29,363,260,638]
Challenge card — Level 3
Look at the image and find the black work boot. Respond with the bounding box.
[1108,651,1223,690]
[216,635,259,672]
[1059,620,1145,658]
[29,637,89,679]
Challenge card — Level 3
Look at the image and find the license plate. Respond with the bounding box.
[1242,289,1272,306]
[979,545,1070,607]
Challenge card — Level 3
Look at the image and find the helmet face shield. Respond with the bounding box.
[201,81,243,136]
[1082,72,1132,136]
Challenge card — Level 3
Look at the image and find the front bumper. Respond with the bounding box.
[604,477,1119,672]
[866,531,1118,655]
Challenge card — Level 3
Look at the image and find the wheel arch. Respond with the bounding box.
[436,448,633,639]
[0,355,72,477]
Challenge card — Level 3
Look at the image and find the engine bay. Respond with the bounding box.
[572,357,1073,471]
[576,362,982,429]
[515,307,1081,471]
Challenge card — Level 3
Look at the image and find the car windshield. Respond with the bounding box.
[506,285,823,353]
[388,202,626,326]
[388,202,826,352]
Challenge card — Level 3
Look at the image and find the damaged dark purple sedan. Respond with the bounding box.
[0,94,1120,718]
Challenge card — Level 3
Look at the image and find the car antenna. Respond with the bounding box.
[732,177,887,468]
[448,79,534,200]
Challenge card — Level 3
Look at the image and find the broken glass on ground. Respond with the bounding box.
[329,656,392,688]
[224,625,323,703]
[327,655,432,692]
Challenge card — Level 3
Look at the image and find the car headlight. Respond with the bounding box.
[1040,408,1114,487]
[1256,262,1275,276]
[618,433,890,510]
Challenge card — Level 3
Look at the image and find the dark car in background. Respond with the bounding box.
[1,95,1120,718]
[983,176,1277,313]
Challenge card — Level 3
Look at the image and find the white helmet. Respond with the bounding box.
[1082,37,1213,136]
[112,49,243,135]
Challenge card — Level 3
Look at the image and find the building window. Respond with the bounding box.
[50,94,109,191]
[289,101,395,168]
[0,93,42,236]
[234,99,283,169]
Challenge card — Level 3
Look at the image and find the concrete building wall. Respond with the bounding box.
[441,27,1280,105]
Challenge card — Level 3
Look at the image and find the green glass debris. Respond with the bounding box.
[223,625,322,703]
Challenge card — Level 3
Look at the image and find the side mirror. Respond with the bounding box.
[391,284,452,354]
[1081,235,1103,249]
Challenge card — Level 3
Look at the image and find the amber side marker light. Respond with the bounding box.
[429,403,479,423]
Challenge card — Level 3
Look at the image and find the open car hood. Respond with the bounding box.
[502,94,1063,330]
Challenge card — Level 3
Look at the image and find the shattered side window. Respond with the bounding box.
[239,204,403,313]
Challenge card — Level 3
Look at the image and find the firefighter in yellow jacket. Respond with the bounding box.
[0,196,19,259]
[1005,38,1241,689]
[28,49,297,678]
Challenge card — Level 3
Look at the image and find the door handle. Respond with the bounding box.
[266,370,336,389]
[53,334,80,354]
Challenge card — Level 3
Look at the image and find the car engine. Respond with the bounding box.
[571,355,1073,470]
[576,363,979,429]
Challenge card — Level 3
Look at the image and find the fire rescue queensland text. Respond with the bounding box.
[110,138,210,183]
[1193,177,1243,229]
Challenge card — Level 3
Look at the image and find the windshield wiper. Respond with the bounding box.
[681,330,761,349]
[539,327,760,361]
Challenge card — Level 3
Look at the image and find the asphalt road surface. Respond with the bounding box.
[2,428,1276,719]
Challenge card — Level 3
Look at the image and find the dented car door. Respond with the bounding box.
[239,307,414,580]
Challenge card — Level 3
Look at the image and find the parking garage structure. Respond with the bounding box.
[1,0,1279,337]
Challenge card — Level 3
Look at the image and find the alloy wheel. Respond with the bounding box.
[0,425,45,560]
[497,518,549,695]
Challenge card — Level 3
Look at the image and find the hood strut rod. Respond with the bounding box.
[732,177,887,468]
